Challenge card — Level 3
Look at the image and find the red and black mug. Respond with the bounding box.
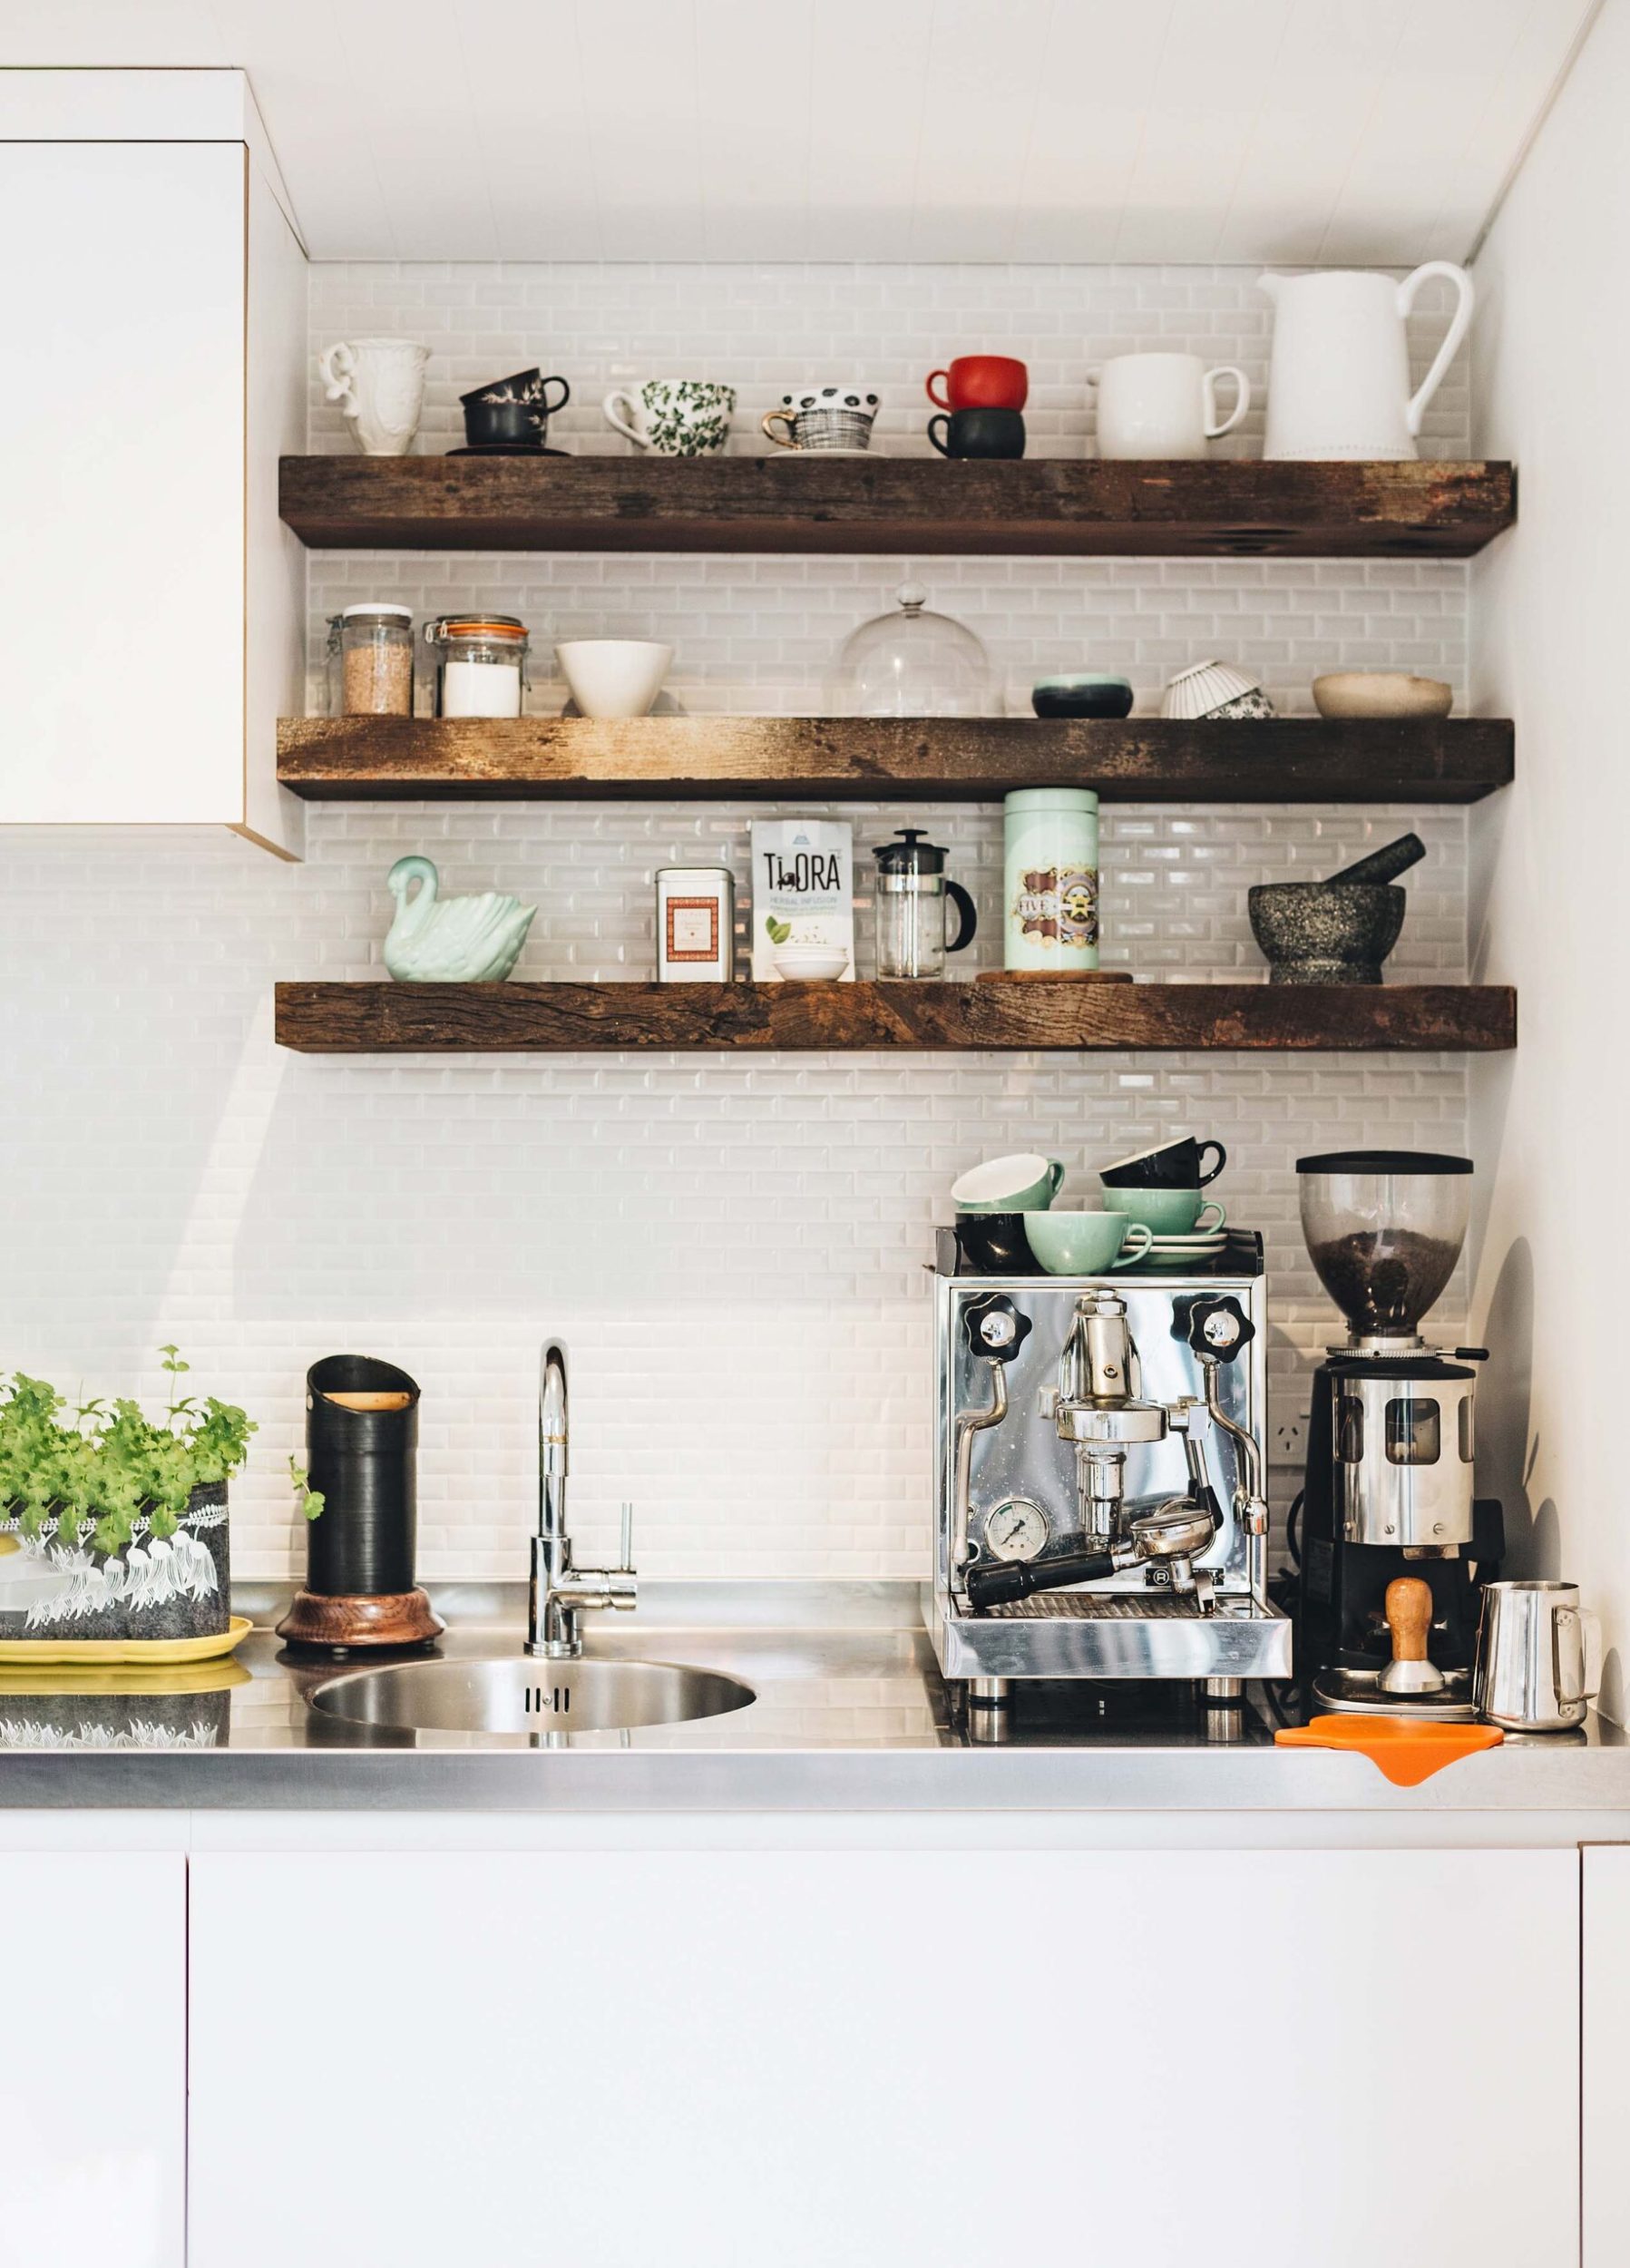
[925,355,1029,413]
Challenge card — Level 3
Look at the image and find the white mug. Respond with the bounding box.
[1088,352,1250,461]
[318,337,429,457]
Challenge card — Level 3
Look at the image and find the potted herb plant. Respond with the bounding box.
[0,1348,258,1644]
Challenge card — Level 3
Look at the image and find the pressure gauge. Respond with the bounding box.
[982,1497,1049,1563]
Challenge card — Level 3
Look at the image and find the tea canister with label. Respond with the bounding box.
[1003,788,1100,972]
[657,865,735,982]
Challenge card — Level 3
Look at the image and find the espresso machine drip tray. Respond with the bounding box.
[991,1589,1260,1622]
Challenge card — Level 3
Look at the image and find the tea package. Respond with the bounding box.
[749,820,855,982]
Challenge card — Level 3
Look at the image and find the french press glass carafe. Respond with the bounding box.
[871,828,978,980]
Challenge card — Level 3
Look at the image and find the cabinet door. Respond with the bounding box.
[0,1851,186,2268]
[190,1845,1576,2268]
[1584,1843,1630,2264]
[0,142,245,823]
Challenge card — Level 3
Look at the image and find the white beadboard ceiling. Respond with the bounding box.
[5,0,1601,263]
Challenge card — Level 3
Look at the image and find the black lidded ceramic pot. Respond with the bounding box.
[277,1355,444,1653]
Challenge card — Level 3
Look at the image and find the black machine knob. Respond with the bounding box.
[962,1295,1032,1364]
[1186,1295,1254,1365]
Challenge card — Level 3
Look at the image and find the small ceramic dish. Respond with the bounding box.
[773,948,850,982]
[1312,671,1453,719]
[1161,659,1276,720]
[1030,673,1135,720]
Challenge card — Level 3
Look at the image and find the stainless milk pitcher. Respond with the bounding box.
[1473,1579,1598,1732]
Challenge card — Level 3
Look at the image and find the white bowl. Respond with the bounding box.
[1161,659,1272,720]
[554,639,673,719]
[773,948,850,982]
[1312,671,1453,719]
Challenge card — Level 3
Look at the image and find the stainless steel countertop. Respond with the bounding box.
[0,1582,1625,1813]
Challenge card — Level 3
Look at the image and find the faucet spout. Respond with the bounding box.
[527,1341,637,1660]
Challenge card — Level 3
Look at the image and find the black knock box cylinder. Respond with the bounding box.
[305,1354,420,1598]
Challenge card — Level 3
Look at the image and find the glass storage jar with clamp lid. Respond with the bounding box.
[423,614,531,719]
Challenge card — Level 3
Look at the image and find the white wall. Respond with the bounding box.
[1469,0,1630,1713]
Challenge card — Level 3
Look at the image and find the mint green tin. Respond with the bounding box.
[1003,788,1099,972]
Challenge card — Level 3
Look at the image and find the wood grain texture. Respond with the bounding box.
[274,1589,445,1649]
[277,714,1514,805]
[274,980,1518,1054]
[278,455,1516,558]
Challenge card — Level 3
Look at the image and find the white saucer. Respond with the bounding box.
[768,447,874,460]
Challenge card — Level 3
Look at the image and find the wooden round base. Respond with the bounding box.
[275,1588,445,1652]
[975,968,1134,983]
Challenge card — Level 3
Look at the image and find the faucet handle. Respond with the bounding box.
[619,1501,635,1573]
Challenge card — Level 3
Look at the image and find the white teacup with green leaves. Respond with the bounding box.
[603,379,736,456]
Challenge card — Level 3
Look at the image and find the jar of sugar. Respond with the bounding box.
[423,614,531,719]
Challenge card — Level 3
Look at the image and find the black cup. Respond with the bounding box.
[461,369,571,449]
[1099,1136,1226,1191]
[953,1211,1039,1275]
[928,406,1026,460]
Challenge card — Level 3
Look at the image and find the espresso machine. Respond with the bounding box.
[930,1237,1292,1704]
[1291,1150,1503,1713]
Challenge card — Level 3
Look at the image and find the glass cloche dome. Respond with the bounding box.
[825,582,998,718]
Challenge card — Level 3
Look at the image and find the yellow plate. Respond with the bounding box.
[0,1615,254,1667]
[0,1657,251,1698]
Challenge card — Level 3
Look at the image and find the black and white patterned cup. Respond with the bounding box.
[761,385,881,452]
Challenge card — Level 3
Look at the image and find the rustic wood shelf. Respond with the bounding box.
[275,981,1517,1056]
[278,455,1515,558]
[277,714,1513,806]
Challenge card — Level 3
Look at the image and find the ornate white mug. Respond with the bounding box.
[318,337,429,457]
[1088,352,1250,461]
[603,379,735,456]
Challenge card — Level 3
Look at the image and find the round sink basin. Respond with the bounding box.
[307,1655,756,1737]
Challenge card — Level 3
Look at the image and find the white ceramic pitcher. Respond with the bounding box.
[1257,265,1473,461]
[318,337,428,457]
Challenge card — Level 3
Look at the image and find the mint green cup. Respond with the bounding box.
[952,1153,1066,1215]
[1102,1186,1225,1236]
[1021,1211,1153,1275]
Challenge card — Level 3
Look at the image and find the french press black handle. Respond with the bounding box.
[946,880,978,954]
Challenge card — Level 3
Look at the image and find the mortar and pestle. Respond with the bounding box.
[1248,833,1424,985]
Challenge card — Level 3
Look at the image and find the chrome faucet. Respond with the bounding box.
[527,1341,638,1659]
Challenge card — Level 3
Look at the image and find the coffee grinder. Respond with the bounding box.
[1292,1150,1502,1713]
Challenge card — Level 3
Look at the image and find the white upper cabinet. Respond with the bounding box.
[0,73,307,855]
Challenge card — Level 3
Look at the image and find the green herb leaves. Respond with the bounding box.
[0,1352,256,1559]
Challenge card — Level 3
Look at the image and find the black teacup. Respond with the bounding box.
[954,1211,1039,1276]
[1099,1136,1226,1191]
[461,369,571,449]
[927,406,1026,460]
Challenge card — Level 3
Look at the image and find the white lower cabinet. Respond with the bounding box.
[1584,1844,1630,2265]
[188,1844,1578,2268]
[0,1852,186,2268]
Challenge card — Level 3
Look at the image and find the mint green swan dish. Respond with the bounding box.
[383,856,536,982]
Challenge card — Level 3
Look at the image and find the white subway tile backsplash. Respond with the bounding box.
[0,258,1473,1584]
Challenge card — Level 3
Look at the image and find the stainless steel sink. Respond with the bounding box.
[307,1655,756,1736]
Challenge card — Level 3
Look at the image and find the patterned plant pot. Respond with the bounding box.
[0,1481,231,1645]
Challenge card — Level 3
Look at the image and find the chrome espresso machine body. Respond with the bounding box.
[929,1235,1292,1691]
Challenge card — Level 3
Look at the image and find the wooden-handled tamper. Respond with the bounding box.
[1377,1575,1447,1696]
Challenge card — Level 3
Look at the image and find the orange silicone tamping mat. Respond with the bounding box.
[1274,1714,1504,1786]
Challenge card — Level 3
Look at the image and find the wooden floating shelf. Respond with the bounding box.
[275,981,1517,1056]
[278,455,1516,559]
[277,714,1513,806]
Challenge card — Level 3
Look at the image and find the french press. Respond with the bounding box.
[870,827,978,980]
